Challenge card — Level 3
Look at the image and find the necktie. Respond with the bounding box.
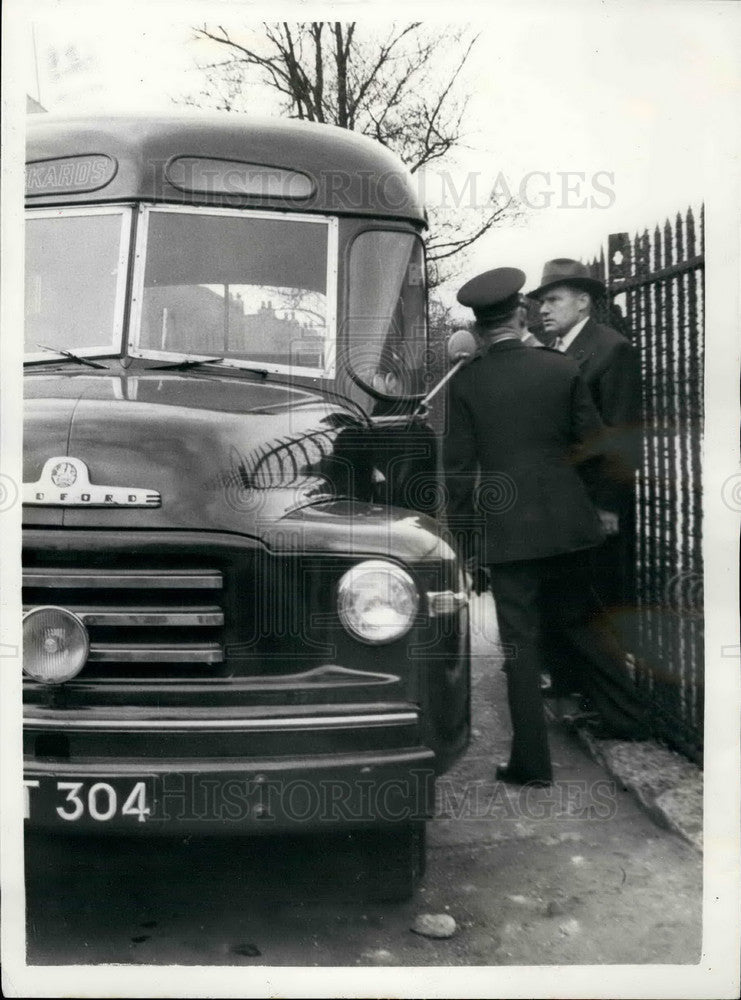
[552,336,565,351]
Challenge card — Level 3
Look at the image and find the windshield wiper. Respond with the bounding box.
[149,356,225,370]
[31,345,109,369]
[150,357,267,377]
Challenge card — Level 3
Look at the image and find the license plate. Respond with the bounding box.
[24,776,154,825]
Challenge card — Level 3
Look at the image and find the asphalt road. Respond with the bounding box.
[24,593,702,967]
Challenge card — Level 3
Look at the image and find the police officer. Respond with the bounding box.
[444,268,607,786]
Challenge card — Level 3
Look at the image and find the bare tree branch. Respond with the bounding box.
[195,25,293,89]
[183,21,521,287]
[347,23,421,124]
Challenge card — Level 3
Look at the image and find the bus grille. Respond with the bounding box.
[23,566,225,680]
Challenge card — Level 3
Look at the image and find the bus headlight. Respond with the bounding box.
[337,560,419,644]
[23,606,89,684]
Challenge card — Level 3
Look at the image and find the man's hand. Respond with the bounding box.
[597,509,619,535]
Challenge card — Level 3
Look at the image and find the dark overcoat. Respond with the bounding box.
[560,318,642,514]
[444,338,605,564]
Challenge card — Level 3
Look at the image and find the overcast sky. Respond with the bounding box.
[20,0,738,311]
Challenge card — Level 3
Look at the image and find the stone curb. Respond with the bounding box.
[577,730,703,852]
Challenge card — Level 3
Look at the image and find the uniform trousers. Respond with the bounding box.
[488,549,650,783]
[487,560,553,784]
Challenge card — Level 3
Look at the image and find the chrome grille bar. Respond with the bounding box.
[87,643,224,664]
[24,568,223,589]
[22,606,224,626]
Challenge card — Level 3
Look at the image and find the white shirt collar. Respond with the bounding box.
[558,315,589,351]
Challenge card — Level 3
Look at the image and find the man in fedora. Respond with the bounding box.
[532,258,641,601]
[444,267,609,786]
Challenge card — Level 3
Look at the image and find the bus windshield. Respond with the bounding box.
[24,208,130,359]
[136,208,336,376]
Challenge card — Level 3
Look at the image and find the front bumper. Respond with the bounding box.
[23,745,436,836]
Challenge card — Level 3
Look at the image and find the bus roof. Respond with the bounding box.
[25,112,426,224]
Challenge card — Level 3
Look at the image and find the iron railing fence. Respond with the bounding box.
[587,205,704,761]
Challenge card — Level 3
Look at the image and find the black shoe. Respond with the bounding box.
[495,764,551,788]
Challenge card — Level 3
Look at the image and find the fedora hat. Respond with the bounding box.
[531,258,606,299]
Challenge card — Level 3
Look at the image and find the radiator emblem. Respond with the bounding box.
[23,457,161,508]
[51,461,78,488]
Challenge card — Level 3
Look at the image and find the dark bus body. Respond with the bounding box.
[21,113,471,895]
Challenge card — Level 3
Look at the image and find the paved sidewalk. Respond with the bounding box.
[471,592,704,853]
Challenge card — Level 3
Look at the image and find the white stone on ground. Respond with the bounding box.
[410,913,457,939]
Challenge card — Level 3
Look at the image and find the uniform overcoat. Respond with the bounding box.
[444,338,605,564]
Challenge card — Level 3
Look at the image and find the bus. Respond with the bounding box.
[21,112,471,898]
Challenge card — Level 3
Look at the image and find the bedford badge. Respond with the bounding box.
[23,457,161,508]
